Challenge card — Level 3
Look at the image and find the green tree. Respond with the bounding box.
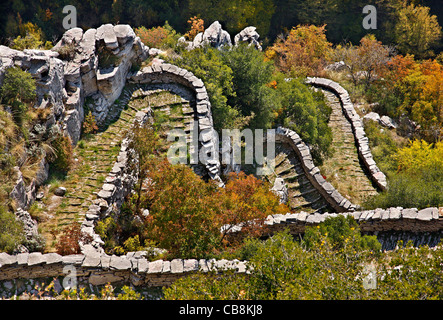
[276,76,333,163]
[0,205,25,253]
[0,66,36,104]
[0,66,36,127]
[166,46,243,131]
[394,2,442,58]
[223,43,279,129]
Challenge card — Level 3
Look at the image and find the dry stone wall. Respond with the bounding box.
[128,62,222,185]
[306,77,387,190]
[263,207,443,234]
[275,126,358,212]
[0,251,247,298]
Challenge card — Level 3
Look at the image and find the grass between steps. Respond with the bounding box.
[34,89,192,253]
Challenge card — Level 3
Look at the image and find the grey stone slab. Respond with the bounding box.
[147,260,164,274]
[372,208,384,220]
[388,207,402,220]
[297,212,308,222]
[62,254,85,265]
[402,208,418,219]
[97,189,113,199]
[198,259,209,272]
[162,260,171,273]
[417,207,437,221]
[100,255,111,269]
[352,211,362,220]
[264,215,274,225]
[236,261,247,273]
[110,255,131,270]
[28,252,46,266]
[16,252,29,265]
[365,210,375,220]
[183,259,199,272]
[192,78,204,88]
[0,252,16,267]
[82,253,101,267]
[45,253,63,265]
[359,210,371,221]
[137,258,149,273]
[215,259,229,270]
[381,209,390,220]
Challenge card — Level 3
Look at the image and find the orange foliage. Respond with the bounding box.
[135,26,169,48]
[138,159,288,258]
[266,24,332,77]
[56,223,93,255]
[266,80,277,89]
[185,16,204,41]
[381,54,443,141]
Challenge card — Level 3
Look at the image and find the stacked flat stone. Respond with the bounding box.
[306,77,387,190]
[275,126,357,212]
[0,251,247,291]
[262,207,443,234]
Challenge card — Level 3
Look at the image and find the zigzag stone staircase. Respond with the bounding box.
[318,89,378,205]
[39,83,199,250]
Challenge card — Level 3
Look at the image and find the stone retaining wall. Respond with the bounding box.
[0,251,247,295]
[263,207,443,234]
[129,62,222,185]
[306,77,387,190]
[275,126,357,212]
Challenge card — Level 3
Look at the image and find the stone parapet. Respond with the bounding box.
[275,126,357,212]
[306,77,387,190]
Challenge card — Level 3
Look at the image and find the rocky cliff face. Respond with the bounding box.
[52,24,150,139]
[0,24,150,252]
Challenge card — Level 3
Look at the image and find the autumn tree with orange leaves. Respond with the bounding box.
[265,24,332,77]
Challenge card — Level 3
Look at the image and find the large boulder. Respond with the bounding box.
[234,26,262,51]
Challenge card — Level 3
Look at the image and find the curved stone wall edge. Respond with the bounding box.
[275,126,358,213]
[306,77,387,191]
[264,207,443,234]
[128,63,222,185]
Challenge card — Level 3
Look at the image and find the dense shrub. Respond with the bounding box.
[365,140,443,209]
[82,111,99,135]
[164,216,381,300]
[56,223,93,255]
[369,55,443,143]
[363,120,404,175]
[0,205,25,253]
[266,24,332,78]
[135,22,179,49]
[276,76,332,163]
[51,135,74,173]
[100,158,287,258]
[164,215,443,300]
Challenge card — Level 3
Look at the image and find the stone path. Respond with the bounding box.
[38,84,197,251]
[266,143,331,213]
[319,89,378,205]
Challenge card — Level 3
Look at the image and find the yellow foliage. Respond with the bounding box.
[395,139,443,173]
[268,24,332,77]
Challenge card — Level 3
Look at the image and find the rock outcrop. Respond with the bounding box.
[234,26,262,51]
[179,22,261,51]
[52,24,149,130]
